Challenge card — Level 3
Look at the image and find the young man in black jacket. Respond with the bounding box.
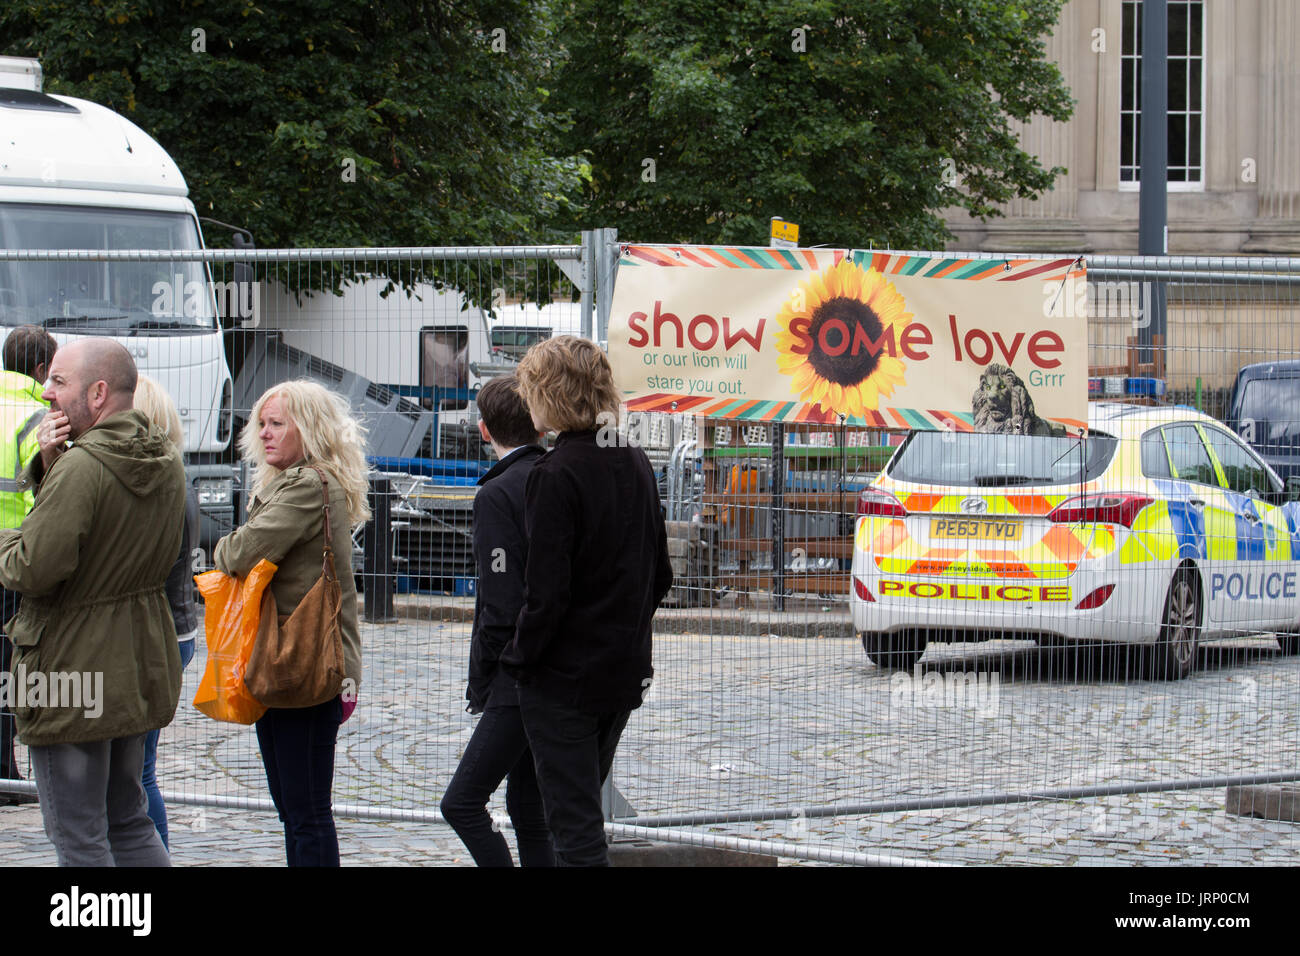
[440,375,553,866]
[502,336,673,867]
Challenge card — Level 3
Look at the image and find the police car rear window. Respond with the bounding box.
[1141,431,1172,478]
[888,432,1117,487]
[1161,423,1217,486]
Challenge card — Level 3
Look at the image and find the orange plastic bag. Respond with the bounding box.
[193,559,278,724]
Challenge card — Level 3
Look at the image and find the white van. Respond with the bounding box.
[0,57,236,542]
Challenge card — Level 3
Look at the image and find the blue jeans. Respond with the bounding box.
[255,695,343,867]
[440,702,554,867]
[141,637,195,849]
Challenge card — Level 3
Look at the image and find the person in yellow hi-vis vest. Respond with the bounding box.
[0,325,57,805]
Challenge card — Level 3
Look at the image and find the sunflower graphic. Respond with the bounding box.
[774,259,910,417]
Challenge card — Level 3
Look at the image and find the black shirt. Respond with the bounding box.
[466,444,545,712]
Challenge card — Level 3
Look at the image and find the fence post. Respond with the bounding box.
[579,230,596,341]
[601,774,634,822]
[597,227,632,827]
[593,226,620,344]
[771,423,785,612]
[363,475,396,623]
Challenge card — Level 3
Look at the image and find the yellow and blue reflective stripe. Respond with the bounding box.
[1149,479,1207,560]
[1281,504,1300,557]
[1224,490,1266,561]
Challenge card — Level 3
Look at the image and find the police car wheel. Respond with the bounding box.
[862,631,926,671]
[1277,633,1300,656]
[1148,570,1200,681]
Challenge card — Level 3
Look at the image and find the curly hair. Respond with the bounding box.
[240,380,372,526]
[515,336,619,433]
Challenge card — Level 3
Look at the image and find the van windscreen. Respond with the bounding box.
[0,203,214,329]
[1238,377,1300,450]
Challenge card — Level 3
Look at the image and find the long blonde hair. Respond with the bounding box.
[134,374,183,449]
[240,380,372,525]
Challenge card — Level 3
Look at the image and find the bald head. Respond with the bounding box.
[42,338,139,439]
[67,338,138,399]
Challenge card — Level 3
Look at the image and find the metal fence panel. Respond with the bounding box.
[603,251,1300,864]
[1,243,1298,866]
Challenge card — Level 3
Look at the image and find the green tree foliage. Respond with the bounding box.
[1,0,583,250]
[3,0,1074,253]
[548,0,1073,248]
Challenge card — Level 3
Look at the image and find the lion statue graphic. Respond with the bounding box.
[971,364,1066,436]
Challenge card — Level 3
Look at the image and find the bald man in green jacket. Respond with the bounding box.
[0,338,184,867]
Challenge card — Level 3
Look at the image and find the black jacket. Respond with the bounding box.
[466,445,545,712]
[163,485,200,636]
[501,430,673,713]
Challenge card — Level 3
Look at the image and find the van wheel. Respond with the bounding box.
[1277,633,1300,656]
[862,632,926,671]
[1148,569,1200,680]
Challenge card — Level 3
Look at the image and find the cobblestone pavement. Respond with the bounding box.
[3,613,1299,866]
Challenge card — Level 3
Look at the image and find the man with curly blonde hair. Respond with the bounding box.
[501,336,673,867]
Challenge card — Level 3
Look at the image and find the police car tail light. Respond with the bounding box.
[1075,585,1115,610]
[857,488,907,519]
[853,577,875,602]
[1047,493,1153,528]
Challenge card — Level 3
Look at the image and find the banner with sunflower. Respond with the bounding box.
[607,245,1088,434]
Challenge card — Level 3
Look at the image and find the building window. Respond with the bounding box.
[1120,0,1204,189]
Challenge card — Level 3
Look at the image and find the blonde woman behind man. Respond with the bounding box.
[133,376,200,851]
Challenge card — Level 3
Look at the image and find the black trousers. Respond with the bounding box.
[516,684,630,867]
[1,587,21,780]
[440,701,553,867]
[255,696,343,867]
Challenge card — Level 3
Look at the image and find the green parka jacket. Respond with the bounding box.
[0,410,185,746]
[213,462,361,691]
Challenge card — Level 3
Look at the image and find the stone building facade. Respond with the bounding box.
[946,0,1300,255]
[944,0,1300,397]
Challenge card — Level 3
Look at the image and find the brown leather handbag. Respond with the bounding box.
[245,466,346,708]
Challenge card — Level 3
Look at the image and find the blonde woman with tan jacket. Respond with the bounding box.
[214,380,370,867]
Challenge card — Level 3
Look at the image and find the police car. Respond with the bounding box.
[850,403,1300,679]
